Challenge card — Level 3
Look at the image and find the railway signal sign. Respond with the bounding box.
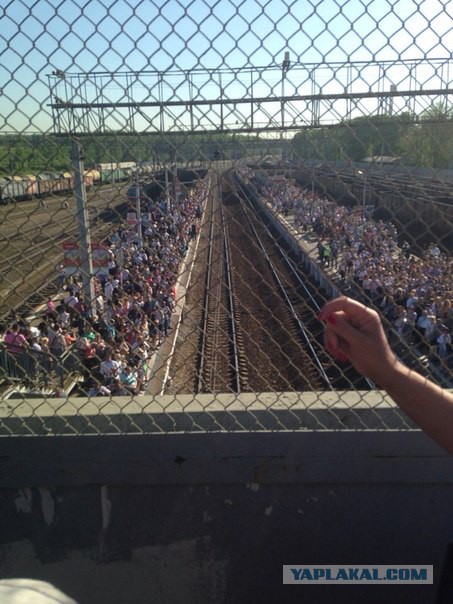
[127,212,137,225]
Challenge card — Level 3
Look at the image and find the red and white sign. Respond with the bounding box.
[62,242,109,274]
[63,242,81,268]
[91,243,109,270]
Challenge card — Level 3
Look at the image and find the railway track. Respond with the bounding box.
[224,177,329,392]
[0,193,127,322]
[231,173,375,391]
[196,173,249,393]
[236,187,331,389]
[171,169,371,394]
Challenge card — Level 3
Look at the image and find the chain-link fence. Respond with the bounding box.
[0,0,452,435]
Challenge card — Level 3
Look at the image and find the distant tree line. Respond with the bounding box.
[0,132,260,176]
[1,102,452,176]
[291,103,453,168]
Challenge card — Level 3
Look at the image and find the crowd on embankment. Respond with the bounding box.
[0,180,208,395]
[262,178,452,363]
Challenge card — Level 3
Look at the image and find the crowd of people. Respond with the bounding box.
[1,180,207,395]
[263,177,452,364]
[2,170,451,396]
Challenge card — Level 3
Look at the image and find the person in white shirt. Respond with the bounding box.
[417,310,433,343]
[65,293,78,310]
[104,280,114,300]
[437,329,452,359]
[30,337,42,352]
[100,351,120,382]
[58,308,71,329]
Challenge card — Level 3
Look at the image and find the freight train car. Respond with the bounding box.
[83,169,100,187]
[0,176,32,202]
[96,162,136,184]
[36,172,72,196]
[0,170,95,204]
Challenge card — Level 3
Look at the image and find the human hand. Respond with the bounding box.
[318,296,399,385]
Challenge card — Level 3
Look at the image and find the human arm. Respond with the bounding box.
[319,296,453,455]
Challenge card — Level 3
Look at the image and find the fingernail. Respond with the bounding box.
[327,315,337,325]
[317,312,325,321]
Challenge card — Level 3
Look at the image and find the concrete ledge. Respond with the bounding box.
[0,391,418,436]
[0,429,450,488]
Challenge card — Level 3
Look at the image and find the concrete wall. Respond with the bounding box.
[1,430,452,604]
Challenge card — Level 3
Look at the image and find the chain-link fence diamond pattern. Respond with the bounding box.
[0,0,452,435]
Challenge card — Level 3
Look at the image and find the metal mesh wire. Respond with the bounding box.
[0,0,452,435]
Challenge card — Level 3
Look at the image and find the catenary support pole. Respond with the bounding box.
[136,170,142,248]
[71,138,95,317]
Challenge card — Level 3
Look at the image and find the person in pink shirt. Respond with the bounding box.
[4,323,29,354]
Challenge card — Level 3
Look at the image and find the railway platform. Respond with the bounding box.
[1,170,448,429]
[0,171,419,435]
[144,193,204,396]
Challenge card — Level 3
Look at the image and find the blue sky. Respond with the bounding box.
[1,0,452,133]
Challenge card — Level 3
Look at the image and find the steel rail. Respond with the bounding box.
[232,174,333,389]
[195,189,216,394]
[234,172,379,390]
[220,193,242,393]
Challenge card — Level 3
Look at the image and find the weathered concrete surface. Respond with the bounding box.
[0,431,452,604]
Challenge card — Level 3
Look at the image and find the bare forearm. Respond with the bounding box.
[380,362,453,454]
[319,296,453,454]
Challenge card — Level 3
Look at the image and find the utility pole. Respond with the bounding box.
[135,170,142,248]
[172,150,177,207]
[357,170,367,222]
[71,138,95,317]
[281,51,290,130]
[165,166,170,213]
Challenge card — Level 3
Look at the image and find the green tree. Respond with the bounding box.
[416,102,453,168]
[292,113,422,164]
[335,114,412,162]
[292,127,345,162]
